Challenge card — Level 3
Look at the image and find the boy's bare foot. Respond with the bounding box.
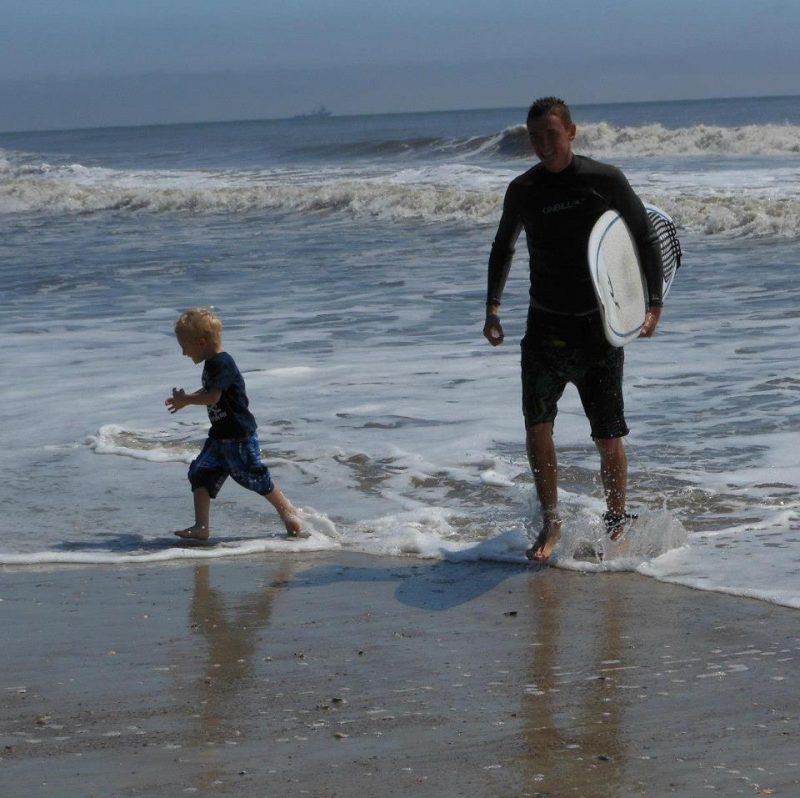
[526,514,561,563]
[174,524,210,541]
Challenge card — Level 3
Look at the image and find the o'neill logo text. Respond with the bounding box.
[542,198,584,215]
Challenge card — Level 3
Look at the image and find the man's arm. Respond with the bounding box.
[483,303,504,346]
[484,184,523,346]
[639,305,661,338]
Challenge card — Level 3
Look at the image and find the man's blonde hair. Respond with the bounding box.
[174,307,223,345]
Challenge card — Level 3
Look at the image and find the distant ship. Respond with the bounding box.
[293,105,333,119]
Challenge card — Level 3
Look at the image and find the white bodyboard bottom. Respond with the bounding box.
[588,210,647,347]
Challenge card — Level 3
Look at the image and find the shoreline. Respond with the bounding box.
[2,552,798,796]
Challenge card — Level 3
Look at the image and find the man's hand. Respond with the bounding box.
[165,387,188,414]
[483,312,504,346]
[639,306,662,338]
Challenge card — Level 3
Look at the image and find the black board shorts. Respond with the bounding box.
[520,307,628,439]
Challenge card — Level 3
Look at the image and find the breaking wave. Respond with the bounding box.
[576,121,800,156]
[0,168,501,221]
[3,167,800,237]
[280,122,800,160]
[295,122,800,160]
[3,118,800,238]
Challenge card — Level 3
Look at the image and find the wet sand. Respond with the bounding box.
[1,552,798,797]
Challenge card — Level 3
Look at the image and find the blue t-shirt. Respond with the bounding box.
[202,352,257,439]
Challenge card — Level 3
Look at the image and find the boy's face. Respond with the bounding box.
[528,113,576,173]
[176,331,210,364]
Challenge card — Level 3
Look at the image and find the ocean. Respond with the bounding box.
[2,95,799,609]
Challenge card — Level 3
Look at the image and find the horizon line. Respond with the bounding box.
[1,92,798,137]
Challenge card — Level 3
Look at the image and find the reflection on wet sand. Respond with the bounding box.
[521,575,628,796]
[179,562,295,788]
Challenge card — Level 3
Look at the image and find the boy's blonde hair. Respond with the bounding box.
[174,307,223,345]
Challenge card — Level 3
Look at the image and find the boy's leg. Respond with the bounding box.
[264,487,302,537]
[174,487,212,540]
[227,436,303,537]
[178,438,227,540]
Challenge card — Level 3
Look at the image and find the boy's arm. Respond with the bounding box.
[165,387,222,414]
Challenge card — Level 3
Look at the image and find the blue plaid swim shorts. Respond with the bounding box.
[188,434,275,498]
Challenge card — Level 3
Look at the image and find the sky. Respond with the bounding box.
[1,0,798,131]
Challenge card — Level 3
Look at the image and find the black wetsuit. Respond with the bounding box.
[487,154,663,314]
[487,155,664,436]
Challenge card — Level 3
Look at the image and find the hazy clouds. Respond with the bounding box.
[2,0,798,131]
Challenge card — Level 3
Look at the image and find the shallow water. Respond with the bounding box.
[2,97,800,608]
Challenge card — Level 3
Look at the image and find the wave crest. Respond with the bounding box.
[0,171,503,222]
[4,171,800,236]
[3,144,800,237]
[481,122,800,158]
[577,122,800,156]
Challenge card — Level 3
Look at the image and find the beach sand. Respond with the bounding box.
[1,552,798,797]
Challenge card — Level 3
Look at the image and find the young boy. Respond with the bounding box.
[165,307,302,541]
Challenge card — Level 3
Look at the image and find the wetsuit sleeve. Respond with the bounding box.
[487,183,524,308]
[610,171,664,307]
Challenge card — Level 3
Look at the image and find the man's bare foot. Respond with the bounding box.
[603,511,637,542]
[526,514,561,562]
[174,524,210,541]
[282,513,304,538]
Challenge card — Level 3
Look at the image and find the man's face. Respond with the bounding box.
[527,113,576,173]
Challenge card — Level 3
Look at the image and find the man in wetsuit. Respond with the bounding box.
[483,96,663,562]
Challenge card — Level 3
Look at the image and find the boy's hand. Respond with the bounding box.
[165,388,187,414]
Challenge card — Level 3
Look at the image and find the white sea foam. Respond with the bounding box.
[576,122,800,156]
[87,425,195,463]
[2,156,799,237]
[462,121,800,158]
[303,121,800,160]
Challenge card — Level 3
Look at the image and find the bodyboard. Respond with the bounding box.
[645,203,682,300]
[588,203,681,347]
